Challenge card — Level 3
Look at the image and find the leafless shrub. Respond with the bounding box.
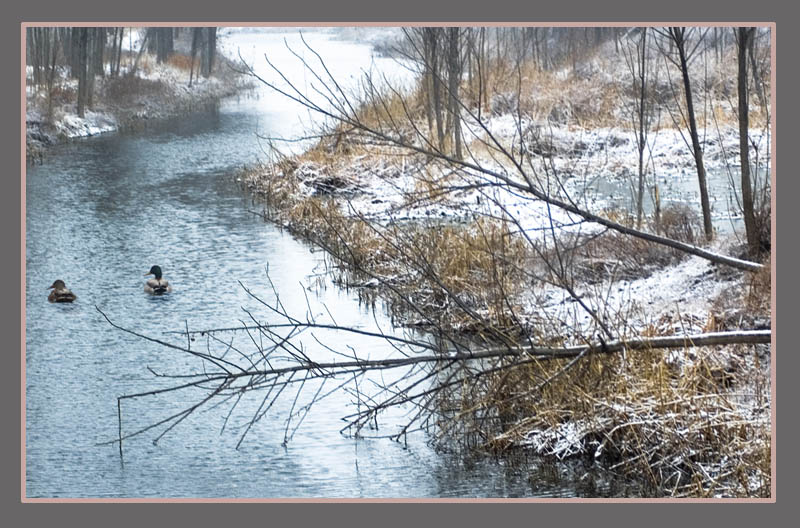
[656,203,701,247]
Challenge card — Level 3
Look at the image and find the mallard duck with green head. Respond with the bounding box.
[48,279,77,303]
[144,265,172,295]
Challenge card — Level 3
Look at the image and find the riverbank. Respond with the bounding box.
[25,36,252,164]
[239,28,772,337]
[241,132,771,498]
[240,122,771,341]
[236,31,772,497]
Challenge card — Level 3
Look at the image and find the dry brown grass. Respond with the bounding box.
[241,154,534,336]
[358,85,425,132]
[239,48,771,495]
[448,337,771,497]
[572,204,702,284]
[467,58,625,127]
[104,74,169,104]
[166,53,194,71]
[746,258,771,315]
[47,83,77,108]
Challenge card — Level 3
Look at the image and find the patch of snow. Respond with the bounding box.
[55,110,117,139]
[521,420,591,459]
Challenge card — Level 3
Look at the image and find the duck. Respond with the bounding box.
[144,265,172,295]
[48,279,77,303]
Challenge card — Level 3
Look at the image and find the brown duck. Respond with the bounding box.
[144,265,172,295]
[48,280,77,303]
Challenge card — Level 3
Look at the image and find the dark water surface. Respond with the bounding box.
[25,32,602,498]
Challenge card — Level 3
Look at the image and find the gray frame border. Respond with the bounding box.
[3,0,790,525]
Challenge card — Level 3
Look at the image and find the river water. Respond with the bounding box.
[26,29,612,499]
[27,28,759,499]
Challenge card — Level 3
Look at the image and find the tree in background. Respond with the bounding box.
[658,27,714,241]
[621,27,653,230]
[26,28,61,122]
[154,27,174,64]
[445,27,464,160]
[203,28,217,78]
[76,28,88,117]
[736,27,759,257]
[404,27,464,158]
[189,28,202,87]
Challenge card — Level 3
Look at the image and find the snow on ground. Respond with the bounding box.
[257,102,768,346]
[535,247,733,341]
[26,31,249,161]
[469,112,770,188]
[56,110,118,138]
[26,58,229,141]
[273,116,768,241]
[254,140,753,348]
[267,89,769,234]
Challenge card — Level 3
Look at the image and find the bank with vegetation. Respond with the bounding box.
[237,27,772,497]
[26,27,250,163]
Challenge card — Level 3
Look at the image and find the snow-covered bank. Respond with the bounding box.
[242,129,768,337]
[236,28,771,497]
[243,112,769,231]
[239,95,770,499]
[26,35,250,163]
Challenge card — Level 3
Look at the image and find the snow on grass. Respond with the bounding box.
[56,110,118,139]
[26,29,252,152]
[271,108,766,344]
[282,115,769,238]
[522,420,592,459]
[249,106,764,344]
[534,247,733,342]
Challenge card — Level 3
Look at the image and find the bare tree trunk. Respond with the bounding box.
[87,29,96,109]
[635,28,648,229]
[201,27,217,77]
[447,27,463,160]
[28,29,37,85]
[427,29,445,150]
[109,28,118,76]
[130,29,150,76]
[207,27,217,75]
[93,27,106,78]
[189,28,201,87]
[737,27,758,256]
[118,28,125,75]
[155,27,172,63]
[44,30,59,122]
[479,27,487,118]
[109,27,123,77]
[419,30,433,138]
[748,30,767,111]
[77,28,88,117]
[465,29,474,106]
[671,27,713,241]
[69,28,81,79]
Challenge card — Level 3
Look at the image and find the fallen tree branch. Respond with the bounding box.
[480,329,772,359]
[101,306,770,376]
